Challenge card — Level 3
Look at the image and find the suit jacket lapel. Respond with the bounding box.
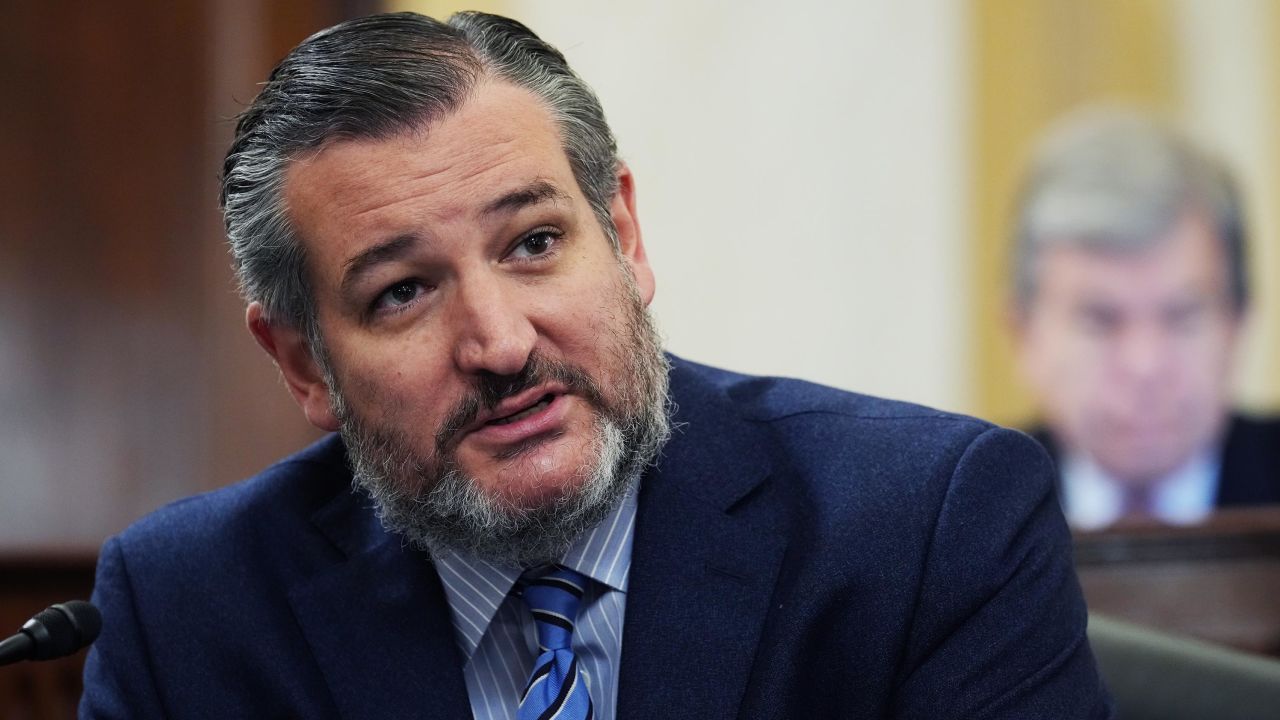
[618,361,788,719]
[287,478,471,719]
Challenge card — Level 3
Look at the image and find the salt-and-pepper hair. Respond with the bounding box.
[220,12,621,347]
[1012,107,1249,312]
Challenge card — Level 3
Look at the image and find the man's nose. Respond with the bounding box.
[1113,323,1170,382]
[450,273,536,377]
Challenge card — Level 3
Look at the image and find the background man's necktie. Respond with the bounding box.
[517,566,594,720]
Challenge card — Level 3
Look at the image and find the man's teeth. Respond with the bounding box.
[489,396,553,426]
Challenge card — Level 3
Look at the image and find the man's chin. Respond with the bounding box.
[366,469,611,568]
[468,467,594,512]
[1096,446,1188,487]
[354,416,638,568]
[457,439,599,509]
[482,482,585,513]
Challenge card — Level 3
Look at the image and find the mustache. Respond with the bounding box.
[433,352,608,455]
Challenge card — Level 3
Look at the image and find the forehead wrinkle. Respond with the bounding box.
[284,81,581,298]
[482,179,572,219]
[341,134,529,225]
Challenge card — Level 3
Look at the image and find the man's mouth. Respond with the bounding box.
[487,393,556,426]
[454,382,574,450]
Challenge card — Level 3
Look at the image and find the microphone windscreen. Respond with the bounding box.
[22,600,102,660]
[56,600,102,646]
[26,606,75,659]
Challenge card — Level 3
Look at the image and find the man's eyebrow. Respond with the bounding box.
[481,180,572,218]
[339,233,418,297]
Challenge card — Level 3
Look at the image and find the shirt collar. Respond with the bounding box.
[433,487,638,661]
[1151,451,1218,523]
[1061,448,1219,530]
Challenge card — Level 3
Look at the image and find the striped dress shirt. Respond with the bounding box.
[434,489,637,720]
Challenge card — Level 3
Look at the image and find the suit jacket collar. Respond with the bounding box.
[286,438,472,719]
[619,357,789,718]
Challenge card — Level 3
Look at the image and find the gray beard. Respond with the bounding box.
[341,402,648,568]
[320,273,671,568]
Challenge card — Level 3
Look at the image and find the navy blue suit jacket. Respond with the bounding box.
[81,357,1112,718]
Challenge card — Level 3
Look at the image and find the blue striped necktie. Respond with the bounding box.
[517,566,594,720]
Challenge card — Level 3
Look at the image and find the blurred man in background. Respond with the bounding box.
[1011,108,1280,530]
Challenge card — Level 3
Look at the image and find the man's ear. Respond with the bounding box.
[611,163,655,306]
[246,302,340,432]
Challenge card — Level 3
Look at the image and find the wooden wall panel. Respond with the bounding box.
[1,1,212,552]
[0,553,96,720]
[0,0,368,553]
[2,3,377,714]
[1075,507,1280,657]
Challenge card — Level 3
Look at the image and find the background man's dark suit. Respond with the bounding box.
[1030,417,1280,510]
[82,358,1112,718]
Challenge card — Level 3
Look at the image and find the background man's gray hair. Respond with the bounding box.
[220,12,621,349]
[1012,106,1249,312]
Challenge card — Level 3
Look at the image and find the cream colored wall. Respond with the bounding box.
[1172,0,1280,413]
[390,0,974,413]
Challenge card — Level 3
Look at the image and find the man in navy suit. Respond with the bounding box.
[81,12,1112,718]
[1009,109,1280,530]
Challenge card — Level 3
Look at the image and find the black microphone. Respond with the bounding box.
[0,600,101,665]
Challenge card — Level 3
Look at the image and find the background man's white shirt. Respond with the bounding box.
[1062,449,1218,530]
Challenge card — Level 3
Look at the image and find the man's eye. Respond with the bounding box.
[509,230,559,259]
[1077,306,1121,336]
[1164,303,1208,333]
[374,281,425,310]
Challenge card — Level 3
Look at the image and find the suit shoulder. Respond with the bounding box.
[111,435,348,564]
[1220,413,1280,503]
[1229,413,1280,444]
[671,357,1046,497]
[676,356,993,432]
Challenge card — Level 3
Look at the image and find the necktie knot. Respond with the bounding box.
[519,566,587,653]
